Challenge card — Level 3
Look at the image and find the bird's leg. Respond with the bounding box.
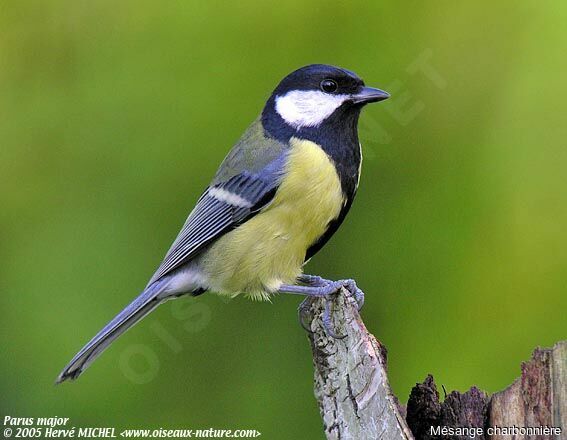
[297,274,328,287]
[278,276,365,339]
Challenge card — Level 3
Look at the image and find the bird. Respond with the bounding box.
[56,64,389,383]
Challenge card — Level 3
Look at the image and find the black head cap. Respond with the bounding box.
[272,64,366,96]
[262,64,389,143]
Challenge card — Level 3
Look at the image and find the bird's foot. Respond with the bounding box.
[298,275,365,310]
[280,276,365,339]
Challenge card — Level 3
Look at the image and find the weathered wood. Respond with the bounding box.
[406,376,489,440]
[305,287,566,440]
[406,375,443,440]
[305,289,414,440]
[489,341,566,440]
[404,343,566,440]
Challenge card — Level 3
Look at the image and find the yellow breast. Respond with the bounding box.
[200,138,345,300]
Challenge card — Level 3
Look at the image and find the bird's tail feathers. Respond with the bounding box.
[56,279,170,384]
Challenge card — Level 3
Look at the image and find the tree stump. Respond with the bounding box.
[304,288,566,440]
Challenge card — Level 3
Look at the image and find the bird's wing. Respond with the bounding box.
[147,120,288,285]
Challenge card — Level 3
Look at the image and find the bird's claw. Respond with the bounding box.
[297,297,314,333]
[337,279,365,310]
[322,298,347,339]
[296,276,364,339]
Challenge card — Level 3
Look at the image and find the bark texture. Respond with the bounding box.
[405,376,490,440]
[305,289,413,440]
[305,289,566,440]
[488,341,566,440]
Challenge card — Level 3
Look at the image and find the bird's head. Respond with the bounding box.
[262,64,389,140]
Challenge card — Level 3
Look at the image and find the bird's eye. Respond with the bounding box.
[320,79,338,93]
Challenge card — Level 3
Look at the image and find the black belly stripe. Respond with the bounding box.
[262,101,363,262]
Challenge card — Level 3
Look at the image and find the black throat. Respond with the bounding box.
[261,98,362,200]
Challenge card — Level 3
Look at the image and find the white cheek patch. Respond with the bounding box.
[275,90,349,129]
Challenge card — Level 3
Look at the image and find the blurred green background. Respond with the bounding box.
[1,1,566,438]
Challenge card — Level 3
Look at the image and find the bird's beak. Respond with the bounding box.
[351,86,390,104]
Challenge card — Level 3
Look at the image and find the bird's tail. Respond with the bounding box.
[56,279,170,384]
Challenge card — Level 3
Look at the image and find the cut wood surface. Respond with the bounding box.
[304,288,566,440]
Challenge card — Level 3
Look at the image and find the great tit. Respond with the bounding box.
[57,64,389,383]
